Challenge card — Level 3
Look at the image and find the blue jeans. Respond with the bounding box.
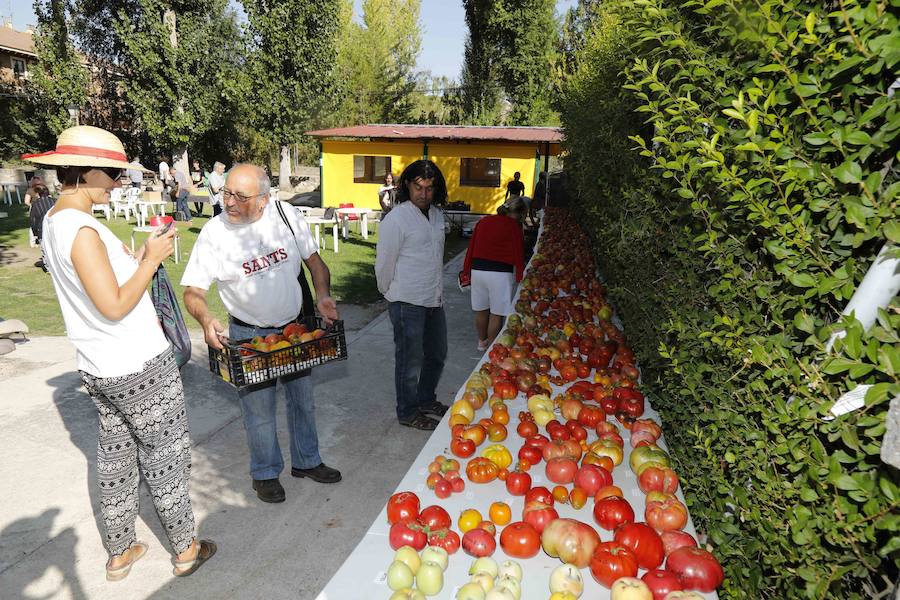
[388,302,448,421]
[229,321,322,480]
[175,191,190,219]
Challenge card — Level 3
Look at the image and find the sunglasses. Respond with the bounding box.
[96,167,122,180]
[222,188,260,203]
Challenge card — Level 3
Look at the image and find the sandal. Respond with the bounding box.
[173,539,217,577]
[106,541,148,582]
[419,401,449,417]
[398,413,438,431]
[477,339,490,351]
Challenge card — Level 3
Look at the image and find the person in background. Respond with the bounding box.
[22,125,216,581]
[375,160,449,431]
[378,172,396,215]
[158,156,171,193]
[531,171,548,223]
[181,163,341,504]
[505,171,525,200]
[207,161,226,217]
[170,165,192,222]
[24,174,49,208]
[190,159,204,217]
[25,175,55,271]
[461,197,526,351]
[127,159,143,189]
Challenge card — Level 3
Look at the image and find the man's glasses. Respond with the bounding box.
[98,167,122,180]
[222,188,260,203]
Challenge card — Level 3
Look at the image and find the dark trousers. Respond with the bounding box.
[388,302,447,421]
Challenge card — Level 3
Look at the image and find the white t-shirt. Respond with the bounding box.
[207,171,225,207]
[159,161,170,182]
[181,201,319,327]
[41,209,169,377]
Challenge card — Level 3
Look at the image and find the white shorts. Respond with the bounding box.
[471,269,516,316]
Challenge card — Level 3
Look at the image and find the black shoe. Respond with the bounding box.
[252,478,285,503]
[291,463,342,483]
[398,413,438,430]
[419,401,448,417]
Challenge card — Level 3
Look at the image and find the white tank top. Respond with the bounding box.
[41,208,169,377]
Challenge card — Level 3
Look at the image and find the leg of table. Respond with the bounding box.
[362,213,368,239]
[174,234,180,264]
[131,230,136,253]
[341,216,348,239]
[332,224,338,253]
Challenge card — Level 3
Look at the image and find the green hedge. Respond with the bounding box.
[558,0,899,597]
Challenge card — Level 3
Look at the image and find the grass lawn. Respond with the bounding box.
[0,203,469,335]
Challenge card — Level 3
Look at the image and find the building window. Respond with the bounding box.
[460,158,501,187]
[11,58,26,79]
[353,155,391,184]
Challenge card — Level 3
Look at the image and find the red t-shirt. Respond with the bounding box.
[462,214,525,281]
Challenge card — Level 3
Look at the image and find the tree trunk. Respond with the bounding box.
[279,145,291,191]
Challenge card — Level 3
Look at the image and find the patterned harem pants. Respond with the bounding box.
[80,347,195,558]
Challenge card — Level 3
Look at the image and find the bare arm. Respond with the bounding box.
[183,286,226,349]
[304,252,338,323]
[72,226,174,322]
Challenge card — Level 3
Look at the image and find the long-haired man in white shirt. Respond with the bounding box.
[375,160,450,430]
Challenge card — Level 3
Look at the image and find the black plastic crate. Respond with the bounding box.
[208,317,347,387]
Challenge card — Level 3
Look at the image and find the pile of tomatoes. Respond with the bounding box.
[382,209,724,600]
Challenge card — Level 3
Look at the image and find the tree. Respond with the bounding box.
[460,0,502,124]
[334,0,423,127]
[31,0,89,135]
[243,0,343,188]
[489,0,559,125]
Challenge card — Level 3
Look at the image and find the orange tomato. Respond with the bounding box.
[552,485,570,504]
[595,485,624,499]
[489,501,512,526]
[478,520,497,536]
[458,508,483,533]
[491,407,510,425]
[569,487,588,509]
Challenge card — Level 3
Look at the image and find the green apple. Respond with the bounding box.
[387,560,414,591]
[494,575,521,600]
[456,582,487,600]
[415,561,444,596]
[394,545,421,575]
[549,563,583,597]
[420,546,449,572]
[468,557,499,578]
[497,560,522,582]
[485,589,517,600]
[389,590,426,600]
[471,571,495,593]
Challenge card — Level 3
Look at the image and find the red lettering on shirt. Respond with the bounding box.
[242,248,290,278]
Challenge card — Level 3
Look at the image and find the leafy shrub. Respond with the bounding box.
[558,0,899,597]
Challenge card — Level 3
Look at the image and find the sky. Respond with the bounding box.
[5,0,577,81]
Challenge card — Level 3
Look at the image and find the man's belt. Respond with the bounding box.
[228,314,302,330]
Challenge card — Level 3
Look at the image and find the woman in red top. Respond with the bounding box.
[462,197,526,351]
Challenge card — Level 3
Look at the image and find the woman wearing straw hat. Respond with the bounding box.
[22,126,216,581]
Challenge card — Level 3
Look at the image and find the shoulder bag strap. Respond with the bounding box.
[275,201,316,319]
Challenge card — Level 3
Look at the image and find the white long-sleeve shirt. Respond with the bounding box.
[375,200,445,307]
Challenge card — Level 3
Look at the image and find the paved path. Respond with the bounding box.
[0,252,481,600]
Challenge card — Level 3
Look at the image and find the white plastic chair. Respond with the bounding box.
[110,188,130,220]
[92,204,110,220]
[125,188,143,225]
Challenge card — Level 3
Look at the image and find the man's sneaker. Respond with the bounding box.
[252,478,285,503]
[291,463,342,484]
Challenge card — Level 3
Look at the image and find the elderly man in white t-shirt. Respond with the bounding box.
[181,163,341,504]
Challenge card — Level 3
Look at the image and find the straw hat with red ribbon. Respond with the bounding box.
[22,125,136,170]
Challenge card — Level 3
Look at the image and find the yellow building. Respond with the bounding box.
[306,124,563,214]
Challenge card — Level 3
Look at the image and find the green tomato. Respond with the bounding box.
[387,560,414,591]
[415,561,444,596]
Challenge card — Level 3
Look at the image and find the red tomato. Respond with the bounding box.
[631,418,662,439]
[505,470,532,496]
[577,405,604,427]
[645,496,689,531]
[466,457,500,484]
[516,421,538,438]
[642,569,683,600]
[542,439,582,462]
[450,436,476,458]
[525,486,554,505]
[389,520,427,550]
[666,547,724,592]
[461,527,496,557]
[565,420,588,441]
[522,500,559,534]
[517,444,542,465]
[660,530,698,556]
[589,541,639,588]
[593,496,635,530]
[615,387,645,417]
[499,521,541,558]
[545,456,579,484]
[614,522,665,570]
[386,491,420,525]
[638,465,679,495]
[427,528,460,554]
[524,434,551,450]
[573,463,613,496]
[418,505,451,530]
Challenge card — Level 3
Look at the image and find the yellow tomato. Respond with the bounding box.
[489,501,511,526]
[458,508,483,534]
[481,444,513,470]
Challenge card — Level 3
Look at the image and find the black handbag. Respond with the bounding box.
[151,264,192,368]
